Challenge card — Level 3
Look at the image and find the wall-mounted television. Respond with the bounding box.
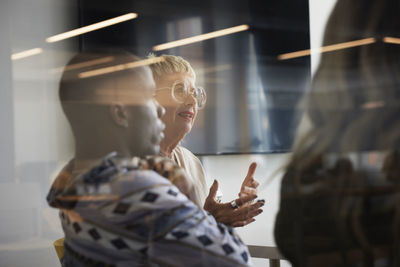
[79,0,311,155]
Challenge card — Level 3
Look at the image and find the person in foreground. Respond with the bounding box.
[47,51,252,266]
[274,0,400,266]
[148,54,264,227]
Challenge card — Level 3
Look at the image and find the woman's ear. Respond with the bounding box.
[110,103,129,128]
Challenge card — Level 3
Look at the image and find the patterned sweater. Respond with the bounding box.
[47,153,252,267]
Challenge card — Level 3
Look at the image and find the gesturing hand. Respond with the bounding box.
[239,162,260,198]
[204,180,264,227]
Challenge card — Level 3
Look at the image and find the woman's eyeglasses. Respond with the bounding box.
[156,80,207,109]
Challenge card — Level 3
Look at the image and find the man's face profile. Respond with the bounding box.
[59,52,165,158]
[116,69,165,157]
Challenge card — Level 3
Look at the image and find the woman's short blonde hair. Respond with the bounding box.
[147,53,195,83]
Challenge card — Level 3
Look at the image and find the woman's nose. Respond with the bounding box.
[184,93,198,107]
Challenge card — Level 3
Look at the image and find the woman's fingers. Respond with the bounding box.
[215,199,264,225]
[204,179,264,227]
[240,186,257,196]
[235,193,258,206]
[245,162,257,180]
[204,180,225,214]
[242,163,257,188]
[227,200,263,219]
[250,179,260,189]
[220,193,256,209]
[234,202,263,219]
[217,208,262,226]
[239,162,259,197]
[208,180,219,199]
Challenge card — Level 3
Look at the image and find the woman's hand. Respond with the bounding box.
[239,162,260,198]
[204,180,264,227]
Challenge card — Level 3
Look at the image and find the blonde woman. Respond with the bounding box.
[149,54,264,227]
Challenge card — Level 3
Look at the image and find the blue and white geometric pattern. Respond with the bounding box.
[49,155,252,266]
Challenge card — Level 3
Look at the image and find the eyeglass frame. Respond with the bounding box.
[155,80,207,109]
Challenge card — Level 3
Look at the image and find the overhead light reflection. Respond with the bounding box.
[51,56,114,74]
[195,64,231,75]
[79,57,164,78]
[153,24,249,51]
[383,37,400,45]
[278,38,376,60]
[46,13,138,43]
[11,48,43,60]
[362,100,385,109]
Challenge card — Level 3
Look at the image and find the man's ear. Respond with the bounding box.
[110,103,129,128]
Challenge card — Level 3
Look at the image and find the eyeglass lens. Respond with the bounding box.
[172,82,206,109]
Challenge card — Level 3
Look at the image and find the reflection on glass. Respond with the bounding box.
[275,0,400,266]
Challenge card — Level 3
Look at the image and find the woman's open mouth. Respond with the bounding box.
[178,111,194,121]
